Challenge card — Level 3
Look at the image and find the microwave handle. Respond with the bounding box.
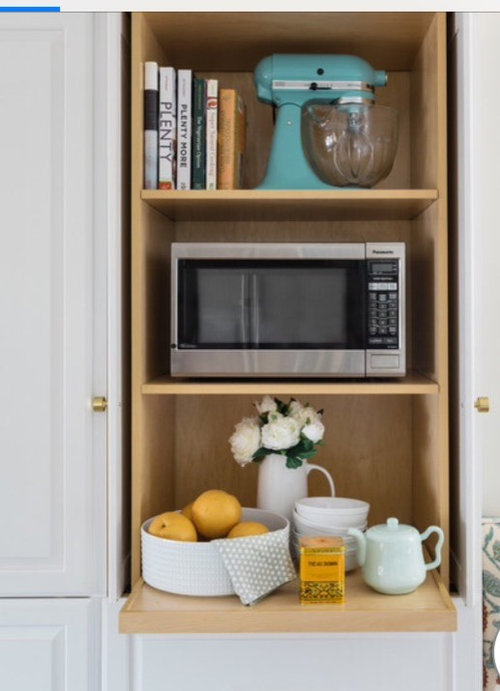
[240,273,250,344]
[250,272,260,345]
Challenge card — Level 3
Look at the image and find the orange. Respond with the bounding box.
[191,489,242,539]
[181,502,194,521]
[227,521,269,538]
[148,512,197,541]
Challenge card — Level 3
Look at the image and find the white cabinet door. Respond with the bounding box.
[0,13,106,596]
[449,11,500,691]
[130,634,452,691]
[458,13,500,520]
[0,598,97,691]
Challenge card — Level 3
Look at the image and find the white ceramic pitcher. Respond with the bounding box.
[256,453,335,521]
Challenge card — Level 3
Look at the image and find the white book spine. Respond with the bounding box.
[144,61,158,189]
[176,69,192,191]
[205,79,218,190]
[158,67,177,190]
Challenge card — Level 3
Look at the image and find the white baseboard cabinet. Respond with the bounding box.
[126,633,450,691]
[0,598,100,691]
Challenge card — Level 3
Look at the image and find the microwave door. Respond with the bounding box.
[250,271,260,347]
[177,262,252,349]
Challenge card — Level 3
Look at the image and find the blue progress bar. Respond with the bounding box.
[0,6,60,10]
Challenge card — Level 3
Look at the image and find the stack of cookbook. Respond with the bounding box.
[143,62,246,191]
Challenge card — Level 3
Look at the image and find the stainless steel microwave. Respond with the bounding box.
[171,242,406,377]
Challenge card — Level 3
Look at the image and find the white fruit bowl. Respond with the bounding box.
[142,507,289,597]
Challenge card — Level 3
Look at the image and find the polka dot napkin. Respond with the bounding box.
[214,527,296,606]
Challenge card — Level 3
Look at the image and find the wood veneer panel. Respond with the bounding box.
[173,395,413,528]
[131,14,174,584]
[410,14,449,587]
[141,12,435,73]
[120,570,456,634]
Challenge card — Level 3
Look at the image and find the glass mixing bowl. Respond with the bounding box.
[302,103,399,188]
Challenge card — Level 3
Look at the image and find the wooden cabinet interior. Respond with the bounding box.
[126,11,452,634]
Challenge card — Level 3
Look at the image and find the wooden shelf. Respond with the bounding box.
[120,569,456,635]
[141,189,438,222]
[142,373,439,396]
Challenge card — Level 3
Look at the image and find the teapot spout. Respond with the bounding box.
[348,527,366,567]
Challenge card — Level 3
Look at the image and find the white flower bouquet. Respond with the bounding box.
[229,396,325,469]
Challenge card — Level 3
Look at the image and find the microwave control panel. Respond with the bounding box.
[367,259,400,349]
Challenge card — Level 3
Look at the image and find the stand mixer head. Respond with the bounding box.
[254,54,394,190]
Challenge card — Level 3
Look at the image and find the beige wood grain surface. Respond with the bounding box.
[120,569,456,634]
[129,11,451,620]
[138,13,435,72]
[141,189,438,222]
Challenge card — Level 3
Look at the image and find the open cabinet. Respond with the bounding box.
[120,11,456,634]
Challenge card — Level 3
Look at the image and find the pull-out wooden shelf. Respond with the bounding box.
[120,570,456,635]
[142,373,439,396]
[141,189,438,222]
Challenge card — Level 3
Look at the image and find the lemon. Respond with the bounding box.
[227,521,269,538]
[148,511,197,542]
[191,489,242,539]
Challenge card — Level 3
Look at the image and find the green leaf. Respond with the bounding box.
[287,439,317,459]
[483,570,500,598]
[285,456,303,469]
[252,447,270,461]
[493,541,500,563]
[300,437,314,452]
[296,450,317,460]
[275,397,288,415]
[287,440,306,454]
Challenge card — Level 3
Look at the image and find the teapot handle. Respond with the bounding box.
[420,525,444,571]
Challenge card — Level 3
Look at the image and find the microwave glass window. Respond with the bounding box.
[185,268,250,344]
[177,260,365,349]
[256,268,346,345]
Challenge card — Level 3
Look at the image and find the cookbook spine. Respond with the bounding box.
[192,78,206,190]
[176,69,192,191]
[143,61,158,189]
[205,78,218,191]
[217,88,246,190]
[158,66,177,190]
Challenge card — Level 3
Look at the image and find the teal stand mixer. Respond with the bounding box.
[254,54,396,190]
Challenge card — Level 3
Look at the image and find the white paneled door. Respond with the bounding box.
[0,13,106,596]
[0,598,97,691]
[450,12,500,691]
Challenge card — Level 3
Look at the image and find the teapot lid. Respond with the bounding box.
[368,517,419,540]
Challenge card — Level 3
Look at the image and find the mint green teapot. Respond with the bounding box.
[348,517,444,595]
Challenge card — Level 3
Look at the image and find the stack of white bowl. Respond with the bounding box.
[292,497,370,572]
